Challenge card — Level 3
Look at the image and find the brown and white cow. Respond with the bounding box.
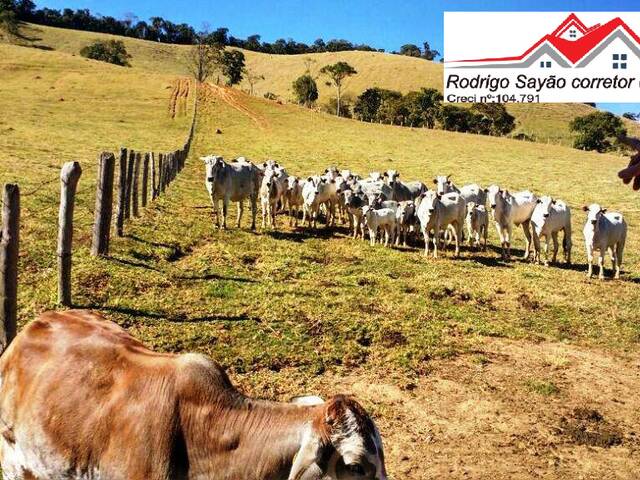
[0,310,387,480]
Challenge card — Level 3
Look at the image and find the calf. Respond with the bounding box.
[285,176,304,226]
[486,185,537,261]
[260,168,283,229]
[531,196,572,266]
[582,204,627,279]
[202,155,261,230]
[465,202,488,251]
[395,200,417,247]
[0,310,388,480]
[362,206,396,247]
[342,188,368,239]
[416,191,466,258]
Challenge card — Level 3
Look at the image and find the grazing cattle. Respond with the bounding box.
[302,176,336,228]
[0,310,388,480]
[369,172,383,182]
[260,168,284,229]
[342,189,368,239]
[531,196,572,266]
[362,206,396,247]
[416,191,466,258]
[486,185,537,261]
[395,200,416,247]
[582,204,627,279]
[465,202,488,251]
[202,155,261,230]
[285,176,305,226]
[384,170,427,201]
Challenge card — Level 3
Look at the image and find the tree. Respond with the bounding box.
[319,61,357,117]
[292,74,318,107]
[470,103,515,136]
[80,39,131,66]
[570,111,627,152]
[245,69,265,96]
[354,88,384,122]
[422,41,440,61]
[439,105,474,132]
[408,88,443,128]
[623,112,638,121]
[187,32,223,83]
[0,0,19,40]
[219,50,245,85]
[399,44,421,57]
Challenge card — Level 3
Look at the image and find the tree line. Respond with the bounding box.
[2,1,445,59]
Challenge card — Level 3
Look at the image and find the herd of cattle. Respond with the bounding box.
[202,155,628,280]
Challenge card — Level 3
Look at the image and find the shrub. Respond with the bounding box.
[570,111,626,152]
[292,74,318,107]
[80,39,131,66]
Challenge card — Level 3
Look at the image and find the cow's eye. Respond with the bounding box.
[347,464,365,476]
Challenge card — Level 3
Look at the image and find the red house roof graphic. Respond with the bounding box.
[452,13,640,66]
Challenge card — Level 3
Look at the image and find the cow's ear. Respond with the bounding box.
[262,162,267,168]
[307,177,313,182]
[551,199,556,205]
[483,188,489,193]
[432,178,438,184]
[324,168,329,173]
[601,208,607,214]
[383,172,388,177]
[437,192,442,199]
[396,172,400,178]
[536,199,542,204]
[582,205,589,212]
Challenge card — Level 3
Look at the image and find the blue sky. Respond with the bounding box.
[35,0,640,116]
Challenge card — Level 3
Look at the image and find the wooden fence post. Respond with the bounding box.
[124,149,135,220]
[116,148,127,237]
[0,184,19,350]
[91,152,115,256]
[150,152,157,200]
[158,154,166,194]
[142,153,149,208]
[57,162,82,307]
[132,152,141,218]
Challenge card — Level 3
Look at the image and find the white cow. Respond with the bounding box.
[582,204,627,279]
[395,200,416,247]
[465,202,488,251]
[260,168,284,229]
[486,185,538,261]
[531,196,572,266]
[342,189,368,239]
[383,170,427,201]
[302,176,335,228]
[416,191,466,258]
[434,175,486,206]
[285,176,305,226]
[362,206,396,247]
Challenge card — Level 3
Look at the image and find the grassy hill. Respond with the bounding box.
[2,23,640,478]
[19,22,640,146]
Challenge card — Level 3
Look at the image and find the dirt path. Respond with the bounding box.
[339,339,640,479]
[169,78,191,119]
[203,83,270,131]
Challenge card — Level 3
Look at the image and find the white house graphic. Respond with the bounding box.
[449,13,640,69]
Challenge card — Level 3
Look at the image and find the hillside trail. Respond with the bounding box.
[203,82,270,131]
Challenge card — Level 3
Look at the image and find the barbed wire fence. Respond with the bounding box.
[0,82,198,349]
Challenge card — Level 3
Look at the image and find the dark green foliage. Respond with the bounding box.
[570,111,626,152]
[80,39,131,66]
[220,50,245,86]
[470,103,516,136]
[0,0,19,39]
[355,87,443,127]
[292,74,319,107]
